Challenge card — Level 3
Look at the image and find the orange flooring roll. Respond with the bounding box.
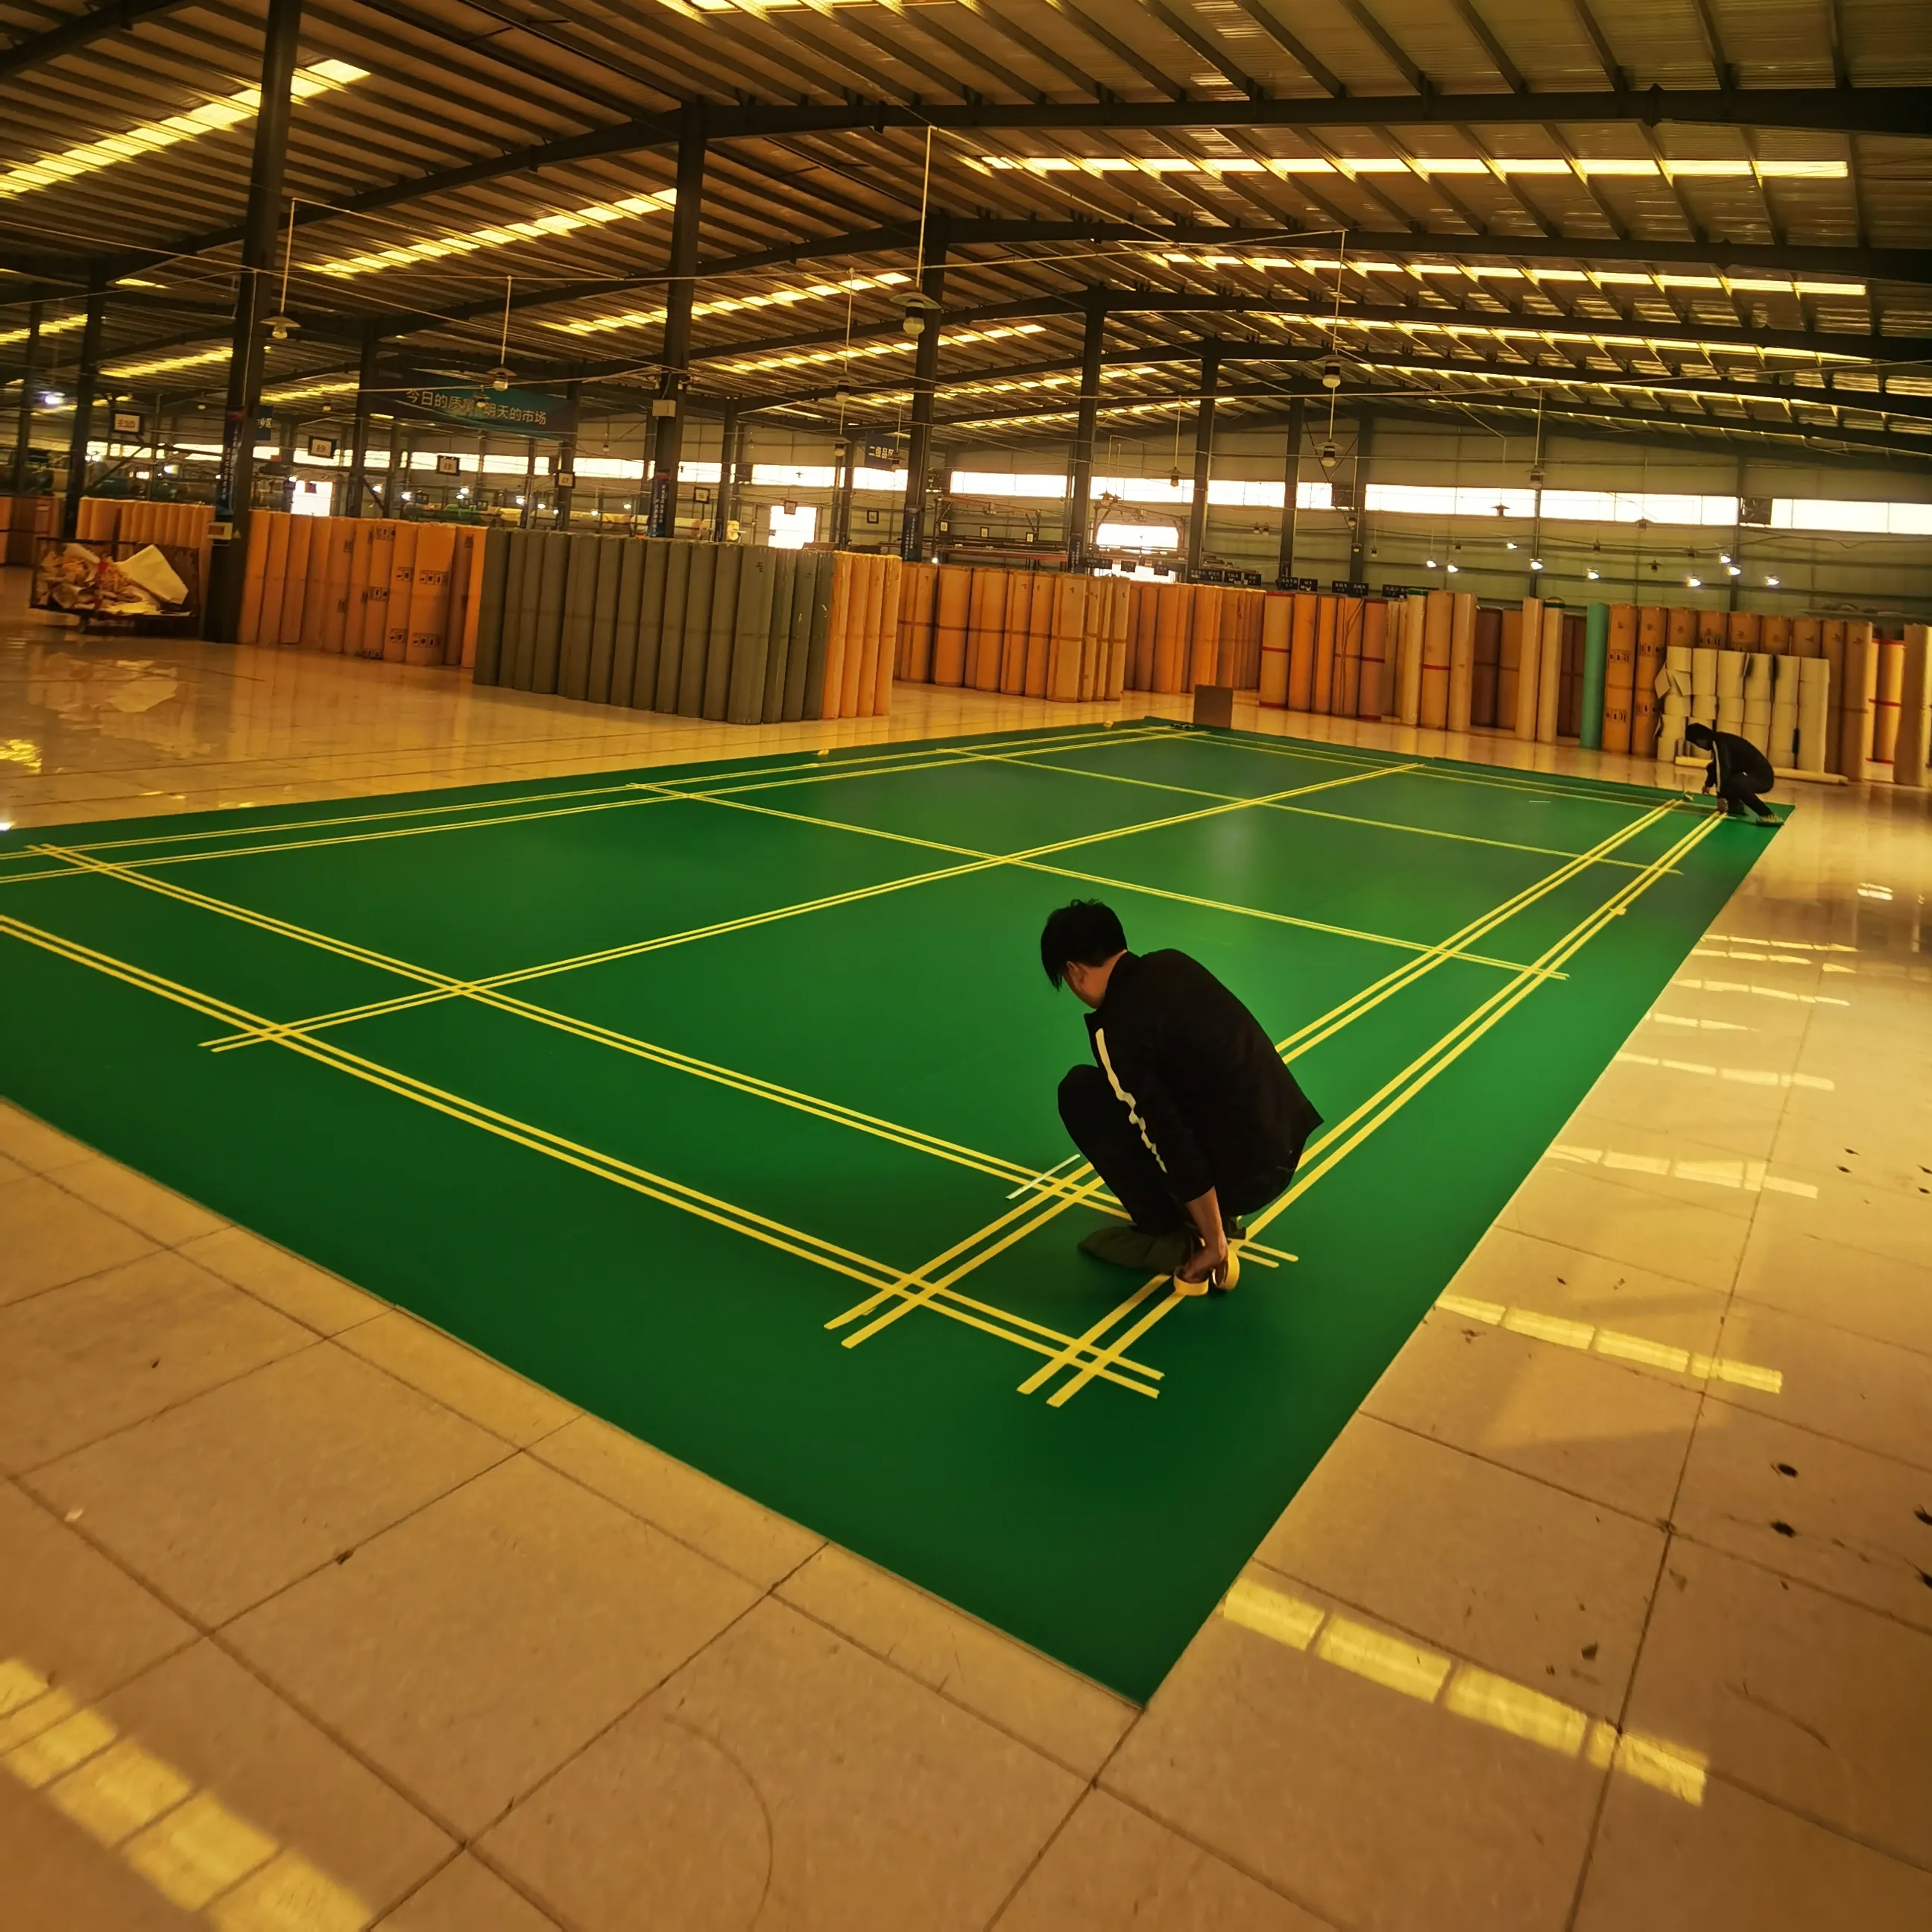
[1106,578,1131,697]
[1696,609,1725,647]
[1667,605,1696,651]
[383,523,420,661]
[1822,619,1847,771]
[1632,607,1664,757]
[932,564,970,685]
[358,523,396,658]
[1840,622,1876,777]
[1260,593,1291,707]
[1127,583,1156,689]
[1078,581,1104,700]
[405,523,456,666]
[1514,597,1544,740]
[238,512,273,645]
[1049,576,1085,701]
[847,553,885,718]
[1311,596,1337,716]
[872,557,903,716]
[1000,575,1033,694]
[1537,604,1564,744]
[1188,587,1221,690]
[1792,616,1821,657]
[1762,613,1791,654]
[1152,584,1187,693]
[258,514,292,645]
[1419,590,1452,728]
[1446,592,1475,730]
[1024,576,1052,697]
[1602,604,1635,753]
[344,523,376,658]
[319,518,355,654]
[1336,598,1363,719]
[449,528,484,666]
[1287,593,1317,710]
[966,567,1004,692]
[1497,608,1521,730]
[1726,610,1761,649]
[293,518,329,649]
[1358,600,1389,719]
[820,552,855,718]
[898,561,938,682]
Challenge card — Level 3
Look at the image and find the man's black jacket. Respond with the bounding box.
[1703,730,1775,795]
[1083,949,1322,1203]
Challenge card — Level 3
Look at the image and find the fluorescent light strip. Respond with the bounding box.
[312,189,678,278]
[1358,359,1881,414]
[1140,250,1864,300]
[984,154,1845,181]
[0,314,88,349]
[103,345,233,379]
[0,61,367,201]
[714,321,1045,376]
[551,271,909,337]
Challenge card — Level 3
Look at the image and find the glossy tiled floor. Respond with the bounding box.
[4,572,1928,1931]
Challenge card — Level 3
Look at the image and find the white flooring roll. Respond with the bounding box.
[1796,657,1830,772]
[1770,656,1803,768]
[1690,645,1719,724]
[1717,696,1746,736]
[1717,648,1746,699]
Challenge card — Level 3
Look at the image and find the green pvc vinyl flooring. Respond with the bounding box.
[0,722,1781,1700]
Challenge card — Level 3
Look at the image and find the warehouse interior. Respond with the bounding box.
[2,2,1929,1928]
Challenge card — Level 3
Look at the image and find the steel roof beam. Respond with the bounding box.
[0,0,198,82]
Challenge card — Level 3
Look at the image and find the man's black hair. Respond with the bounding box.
[1040,900,1127,988]
[1684,721,1715,745]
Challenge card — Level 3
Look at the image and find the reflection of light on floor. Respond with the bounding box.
[0,737,42,774]
[1547,1142,1818,1201]
[1691,946,1854,973]
[1614,1051,1834,1090]
[1706,933,1856,955]
[0,1655,368,1927]
[1219,1577,1708,1804]
[1647,1012,1751,1032]
[1436,1291,1784,1392]
[1672,976,1851,1007]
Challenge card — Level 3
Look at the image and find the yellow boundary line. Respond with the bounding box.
[1035,806,1725,1407]
[0,907,1166,1398]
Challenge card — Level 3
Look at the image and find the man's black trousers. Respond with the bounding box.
[1716,773,1772,819]
[1057,1063,1302,1234]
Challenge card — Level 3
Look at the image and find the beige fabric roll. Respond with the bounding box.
[1419,589,1452,728]
[1260,593,1291,706]
[1359,599,1389,720]
[1535,603,1563,744]
[1770,652,1803,768]
[1796,656,1831,773]
[1447,591,1475,730]
[1837,622,1873,777]
[1872,639,1905,772]
[1397,595,1425,726]
[1892,625,1929,789]
[1513,597,1543,739]
[1287,593,1318,710]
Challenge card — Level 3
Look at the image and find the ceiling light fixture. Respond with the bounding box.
[314,189,678,279]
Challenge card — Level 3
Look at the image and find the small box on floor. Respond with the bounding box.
[1193,683,1235,729]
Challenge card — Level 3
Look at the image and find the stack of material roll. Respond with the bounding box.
[1715,650,1746,737]
[238,513,487,667]
[1258,590,1392,717]
[1657,643,1693,760]
[1741,651,1775,754]
[69,496,214,606]
[1770,654,1802,767]
[896,566,1128,702]
[1797,658,1831,773]
[474,534,897,724]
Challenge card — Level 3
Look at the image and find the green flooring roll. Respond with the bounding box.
[801,550,834,721]
[495,529,531,688]
[762,549,796,722]
[1581,602,1609,751]
[530,530,569,694]
[727,548,776,725]
[558,532,599,700]
[678,543,718,717]
[702,546,744,722]
[509,528,544,689]
[633,539,669,709]
[588,534,622,703]
[781,550,819,722]
[472,527,511,686]
[610,539,645,710]
[654,540,692,713]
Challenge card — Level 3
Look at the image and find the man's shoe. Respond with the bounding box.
[1079,1225,1193,1274]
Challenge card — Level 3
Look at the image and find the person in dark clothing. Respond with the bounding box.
[1684,722,1778,824]
[1041,900,1321,1295]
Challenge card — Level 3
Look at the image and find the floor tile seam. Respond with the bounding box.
[1699,1747,1932,1875]
[1718,1282,1932,1365]
[37,1157,236,1260]
[4,1328,332,1483]
[0,1105,121,1175]
[1693,1376,1932,1475]
[1462,1216,1767,1306]
[770,1586,1137,1784]
[523,1432,830,1595]
[1658,1521,1932,1644]
[1240,1549,1650,1726]
[180,1248,391,1344]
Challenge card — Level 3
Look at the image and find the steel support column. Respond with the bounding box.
[345,322,380,516]
[59,270,107,540]
[647,102,706,539]
[555,379,581,528]
[205,0,301,640]
[1065,288,1106,572]
[1348,412,1373,584]
[713,400,737,542]
[899,222,948,563]
[1276,396,1304,586]
[1186,340,1219,577]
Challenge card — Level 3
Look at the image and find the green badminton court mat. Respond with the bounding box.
[0,721,1778,1699]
